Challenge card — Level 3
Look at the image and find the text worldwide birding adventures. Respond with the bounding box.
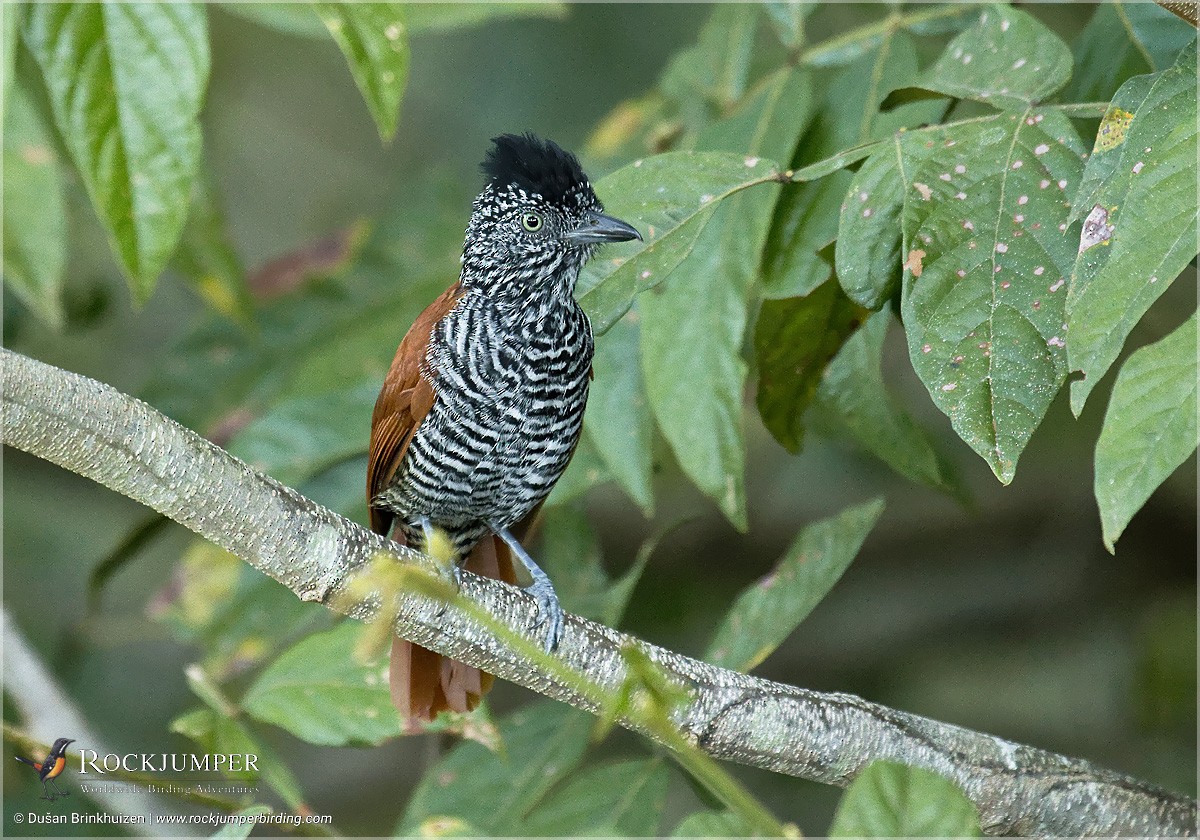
[367,133,641,724]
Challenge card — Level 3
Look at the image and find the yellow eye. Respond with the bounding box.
[521,212,544,232]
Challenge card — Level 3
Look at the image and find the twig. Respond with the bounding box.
[2,348,1195,837]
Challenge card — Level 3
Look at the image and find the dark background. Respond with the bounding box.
[4,4,1195,835]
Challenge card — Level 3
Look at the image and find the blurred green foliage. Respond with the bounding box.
[3,2,1196,835]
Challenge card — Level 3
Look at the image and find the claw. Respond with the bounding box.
[527,578,564,653]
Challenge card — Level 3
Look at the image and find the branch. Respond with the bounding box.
[3,348,1194,837]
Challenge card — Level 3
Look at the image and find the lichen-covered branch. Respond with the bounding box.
[3,348,1194,837]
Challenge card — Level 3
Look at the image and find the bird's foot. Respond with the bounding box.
[433,564,463,618]
[490,523,564,654]
[526,577,564,653]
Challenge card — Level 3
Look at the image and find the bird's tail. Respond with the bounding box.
[389,533,518,730]
[14,756,40,770]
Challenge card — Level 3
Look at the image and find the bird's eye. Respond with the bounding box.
[521,212,544,232]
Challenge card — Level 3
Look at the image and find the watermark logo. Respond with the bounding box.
[15,737,74,802]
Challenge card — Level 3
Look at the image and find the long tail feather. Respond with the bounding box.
[389,533,517,727]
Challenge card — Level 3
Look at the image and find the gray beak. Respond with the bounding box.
[567,211,642,244]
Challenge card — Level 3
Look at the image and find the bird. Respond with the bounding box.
[15,737,74,801]
[367,132,641,725]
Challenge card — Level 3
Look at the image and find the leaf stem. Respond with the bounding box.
[374,567,793,837]
[800,4,976,67]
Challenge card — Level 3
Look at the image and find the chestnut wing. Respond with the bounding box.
[367,281,464,536]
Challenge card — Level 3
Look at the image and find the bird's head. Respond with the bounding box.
[51,738,74,753]
[462,133,640,299]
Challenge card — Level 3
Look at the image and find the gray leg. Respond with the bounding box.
[490,523,563,653]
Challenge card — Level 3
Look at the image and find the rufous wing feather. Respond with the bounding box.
[368,281,462,536]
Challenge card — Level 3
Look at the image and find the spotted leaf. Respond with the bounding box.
[836,150,907,309]
[914,4,1072,111]
[1066,42,1198,415]
[900,110,1086,483]
[577,152,780,335]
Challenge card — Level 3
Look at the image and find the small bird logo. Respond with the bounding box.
[15,737,74,801]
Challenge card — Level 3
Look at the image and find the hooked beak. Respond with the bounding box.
[567,211,642,244]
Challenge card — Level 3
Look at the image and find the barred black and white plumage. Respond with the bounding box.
[367,134,640,721]
[377,275,595,557]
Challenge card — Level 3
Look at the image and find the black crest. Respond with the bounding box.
[482,133,592,206]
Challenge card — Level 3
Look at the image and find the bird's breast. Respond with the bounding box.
[387,295,593,534]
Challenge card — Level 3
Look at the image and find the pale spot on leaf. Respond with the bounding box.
[1079,204,1114,253]
[904,248,926,277]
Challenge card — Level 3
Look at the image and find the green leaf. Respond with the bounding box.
[227,381,377,488]
[766,31,932,301]
[171,708,305,810]
[673,810,756,836]
[577,151,779,334]
[914,5,1072,111]
[762,173,846,298]
[1095,314,1197,553]
[899,111,1085,483]
[585,312,655,514]
[835,149,907,310]
[2,82,66,328]
[212,806,273,840]
[314,3,408,141]
[1066,2,1196,102]
[396,700,592,836]
[762,1,814,50]
[829,761,982,837]
[1066,43,1198,415]
[24,2,209,301]
[814,311,962,497]
[706,498,884,672]
[802,5,981,68]
[242,622,401,746]
[660,4,759,130]
[640,69,811,529]
[518,759,669,836]
[172,161,254,326]
[152,543,329,681]
[755,278,868,453]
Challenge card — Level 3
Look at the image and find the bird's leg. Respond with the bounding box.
[41,781,54,801]
[489,524,563,653]
[52,779,70,797]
